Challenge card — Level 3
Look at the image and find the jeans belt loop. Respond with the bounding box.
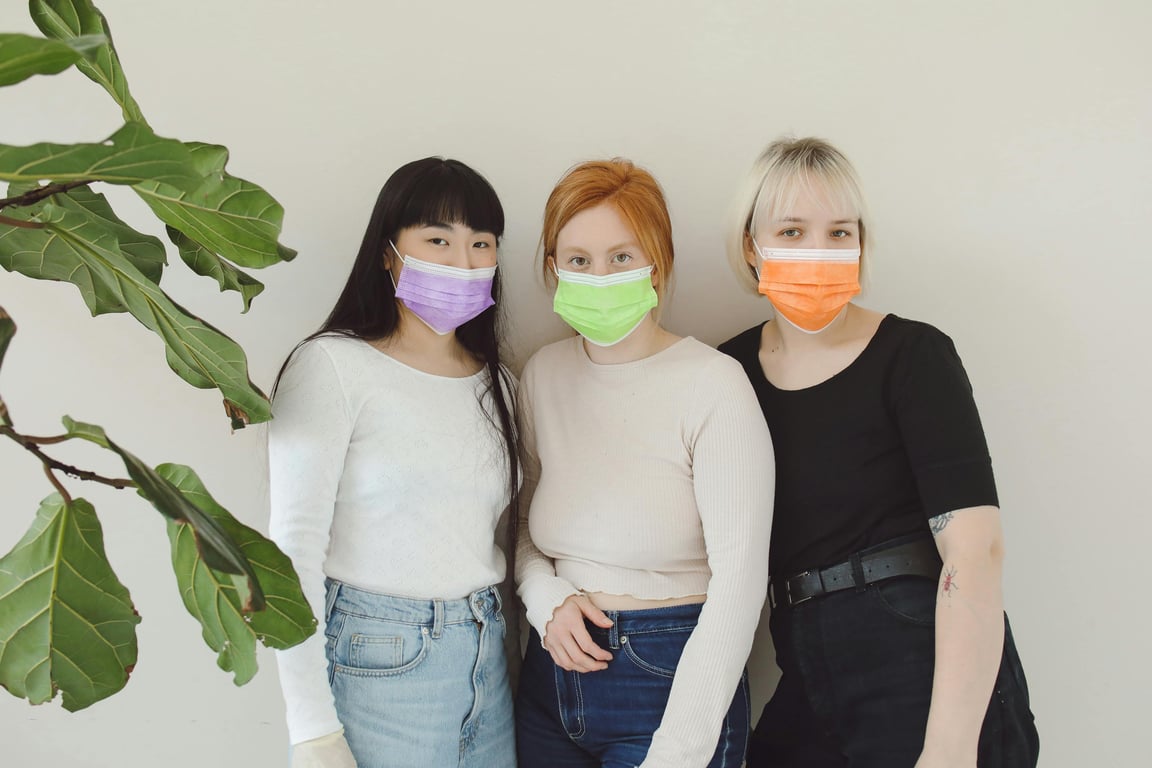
[323,578,341,623]
[850,553,867,593]
[607,612,621,650]
[431,598,444,639]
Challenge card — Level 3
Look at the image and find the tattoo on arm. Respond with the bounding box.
[941,565,959,603]
[929,511,954,536]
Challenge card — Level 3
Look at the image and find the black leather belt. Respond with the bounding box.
[769,534,942,610]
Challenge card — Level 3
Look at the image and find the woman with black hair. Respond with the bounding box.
[268,158,520,768]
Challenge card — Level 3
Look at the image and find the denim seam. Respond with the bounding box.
[868,583,936,627]
[332,629,430,678]
[613,623,698,636]
[621,642,677,679]
[329,607,477,626]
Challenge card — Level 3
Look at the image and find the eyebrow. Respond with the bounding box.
[775,216,857,225]
[418,222,495,237]
[558,241,641,255]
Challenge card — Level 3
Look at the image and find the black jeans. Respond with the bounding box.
[748,576,1039,767]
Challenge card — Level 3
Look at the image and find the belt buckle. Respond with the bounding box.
[786,571,814,606]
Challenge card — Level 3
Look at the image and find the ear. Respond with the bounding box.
[742,231,759,269]
[545,255,556,274]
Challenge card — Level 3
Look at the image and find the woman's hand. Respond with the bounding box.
[543,593,614,672]
[291,729,358,768]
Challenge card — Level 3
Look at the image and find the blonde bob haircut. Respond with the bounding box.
[541,158,674,301]
[727,137,869,293]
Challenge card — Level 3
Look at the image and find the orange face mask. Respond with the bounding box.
[755,245,861,333]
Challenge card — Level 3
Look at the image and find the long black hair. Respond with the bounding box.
[274,157,519,509]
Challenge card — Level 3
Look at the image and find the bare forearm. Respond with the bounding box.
[922,548,1004,762]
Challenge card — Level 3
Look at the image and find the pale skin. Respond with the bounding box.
[377,222,498,377]
[746,187,1006,768]
[540,202,701,674]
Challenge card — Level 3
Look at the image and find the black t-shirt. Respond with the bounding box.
[718,314,998,579]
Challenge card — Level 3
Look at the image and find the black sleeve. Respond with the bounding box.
[891,323,999,518]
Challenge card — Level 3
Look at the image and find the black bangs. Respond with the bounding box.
[395,159,505,239]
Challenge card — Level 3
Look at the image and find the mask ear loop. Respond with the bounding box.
[387,240,405,291]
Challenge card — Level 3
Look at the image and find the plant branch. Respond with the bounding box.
[1,425,135,490]
[0,180,95,211]
[0,214,44,230]
[42,461,73,504]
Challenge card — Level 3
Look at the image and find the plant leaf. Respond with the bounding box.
[0,305,13,371]
[0,32,100,87]
[168,227,262,312]
[158,464,315,684]
[54,185,165,283]
[0,196,272,424]
[0,495,140,711]
[0,122,197,186]
[0,305,12,426]
[135,171,297,269]
[29,0,146,124]
[59,417,264,609]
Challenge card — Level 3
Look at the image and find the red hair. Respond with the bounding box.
[541,159,674,299]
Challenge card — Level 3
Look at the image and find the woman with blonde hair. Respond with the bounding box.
[719,137,1038,767]
[515,158,774,767]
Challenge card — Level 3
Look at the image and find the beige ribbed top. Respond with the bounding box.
[516,335,774,768]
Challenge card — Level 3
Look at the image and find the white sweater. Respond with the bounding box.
[268,335,512,744]
[516,336,774,768]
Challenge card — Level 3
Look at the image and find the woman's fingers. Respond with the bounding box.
[571,622,613,663]
[577,597,615,629]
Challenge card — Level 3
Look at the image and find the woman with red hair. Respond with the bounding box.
[514,159,775,767]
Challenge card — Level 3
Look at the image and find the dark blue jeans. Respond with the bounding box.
[749,576,1039,767]
[516,603,750,768]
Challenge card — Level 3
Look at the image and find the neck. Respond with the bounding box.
[770,303,855,352]
[582,314,676,365]
[384,303,475,366]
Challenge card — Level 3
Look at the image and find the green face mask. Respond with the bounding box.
[552,266,659,346]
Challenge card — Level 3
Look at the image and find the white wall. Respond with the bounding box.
[2,1,1148,765]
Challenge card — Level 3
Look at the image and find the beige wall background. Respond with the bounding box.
[2,1,1148,765]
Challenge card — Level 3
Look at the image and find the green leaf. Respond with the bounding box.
[169,227,263,312]
[0,122,197,186]
[0,305,12,426]
[54,185,165,283]
[135,171,297,270]
[30,0,146,124]
[158,464,315,684]
[0,196,273,424]
[0,32,100,87]
[0,495,140,711]
[0,305,13,372]
[59,418,264,609]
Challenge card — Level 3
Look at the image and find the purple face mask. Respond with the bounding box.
[391,243,497,335]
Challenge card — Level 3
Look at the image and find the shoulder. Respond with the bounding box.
[717,323,765,363]
[673,339,760,411]
[287,334,365,371]
[521,336,580,379]
[879,315,966,368]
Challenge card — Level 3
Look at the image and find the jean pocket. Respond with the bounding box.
[870,576,937,627]
[620,626,693,679]
[332,612,430,677]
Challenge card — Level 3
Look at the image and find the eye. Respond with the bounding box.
[567,255,589,268]
[473,240,492,249]
[831,229,851,239]
[428,237,449,246]
[610,252,633,265]
[779,228,801,238]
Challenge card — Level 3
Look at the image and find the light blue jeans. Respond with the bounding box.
[324,579,515,768]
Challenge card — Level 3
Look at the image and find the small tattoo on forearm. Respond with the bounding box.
[929,511,954,536]
[941,566,959,603]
